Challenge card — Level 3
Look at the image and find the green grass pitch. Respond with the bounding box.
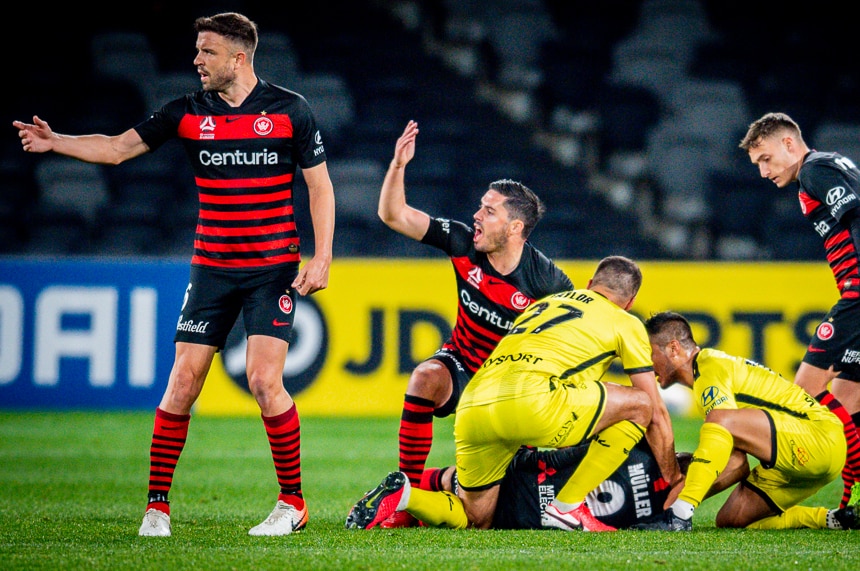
[1,411,857,570]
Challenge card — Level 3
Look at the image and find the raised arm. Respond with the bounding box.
[12,115,148,165]
[377,120,431,240]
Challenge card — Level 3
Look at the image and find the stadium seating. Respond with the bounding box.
[5,1,860,261]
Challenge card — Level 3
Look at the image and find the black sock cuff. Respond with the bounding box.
[404,394,435,408]
[147,492,169,504]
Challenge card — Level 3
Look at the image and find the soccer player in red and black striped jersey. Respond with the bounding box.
[13,12,335,537]
[375,120,573,527]
[741,112,860,509]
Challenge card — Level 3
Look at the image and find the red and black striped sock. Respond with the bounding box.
[398,394,435,486]
[263,404,303,508]
[146,407,190,515]
[420,467,447,491]
[817,391,860,508]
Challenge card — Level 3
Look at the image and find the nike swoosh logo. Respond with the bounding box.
[225,117,241,123]
[273,319,290,327]
[364,488,386,510]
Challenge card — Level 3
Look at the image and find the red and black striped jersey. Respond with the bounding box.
[797,151,860,291]
[134,79,327,269]
[421,217,573,375]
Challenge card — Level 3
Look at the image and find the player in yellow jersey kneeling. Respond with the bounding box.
[641,311,859,530]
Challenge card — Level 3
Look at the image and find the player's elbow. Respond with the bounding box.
[377,207,394,226]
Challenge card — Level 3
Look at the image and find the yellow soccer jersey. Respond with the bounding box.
[459,289,653,408]
[691,348,833,421]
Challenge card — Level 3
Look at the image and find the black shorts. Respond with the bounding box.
[428,347,472,418]
[174,264,299,349]
[803,295,860,382]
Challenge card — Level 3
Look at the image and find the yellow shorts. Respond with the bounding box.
[746,411,846,511]
[454,379,607,490]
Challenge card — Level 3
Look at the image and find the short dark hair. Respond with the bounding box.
[194,12,258,55]
[488,179,545,239]
[739,112,803,151]
[591,255,642,299]
[644,311,697,350]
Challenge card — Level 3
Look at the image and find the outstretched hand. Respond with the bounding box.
[392,120,419,168]
[12,116,54,153]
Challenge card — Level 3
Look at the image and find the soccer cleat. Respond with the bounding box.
[345,471,411,530]
[248,500,308,536]
[629,508,692,531]
[542,502,617,532]
[850,482,860,507]
[379,509,419,528]
[139,508,171,537]
[832,505,860,530]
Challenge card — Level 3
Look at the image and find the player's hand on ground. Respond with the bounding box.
[292,256,330,296]
[392,120,418,168]
[12,116,54,153]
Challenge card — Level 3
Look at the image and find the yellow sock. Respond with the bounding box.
[556,420,645,505]
[405,488,469,529]
[679,422,734,507]
[747,506,827,529]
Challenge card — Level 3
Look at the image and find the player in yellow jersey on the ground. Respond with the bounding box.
[346,256,681,531]
[640,311,860,530]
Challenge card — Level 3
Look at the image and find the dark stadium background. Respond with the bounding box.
[4,1,858,261]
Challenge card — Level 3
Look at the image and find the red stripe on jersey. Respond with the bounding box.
[455,304,505,343]
[191,252,301,268]
[199,189,292,204]
[199,206,291,221]
[833,263,858,286]
[798,191,820,215]
[194,237,299,252]
[196,173,293,188]
[452,332,499,364]
[178,114,294,141]
[824,228,850,251]
[197,222,297,237]
[451,256,535,309]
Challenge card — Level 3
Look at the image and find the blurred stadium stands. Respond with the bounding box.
[4,1,859,260]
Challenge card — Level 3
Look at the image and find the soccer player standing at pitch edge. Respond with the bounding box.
[372,119,575,528]
[740,113,860,508]
[13,12,335,537]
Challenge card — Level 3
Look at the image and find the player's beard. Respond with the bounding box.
[475,227,507,253]
[203,66,238,93]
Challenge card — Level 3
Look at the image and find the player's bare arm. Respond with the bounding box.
[13,115,149,164]
[293,162,334,296]
[378,120,430,240]
[629,371,683,492]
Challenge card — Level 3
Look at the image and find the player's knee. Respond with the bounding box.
[714,508,745,528]
[703,409,736,433]
[464,507,493,529]
[629,389,653,427]
[407,362,449,401]
[246,368,287,405]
